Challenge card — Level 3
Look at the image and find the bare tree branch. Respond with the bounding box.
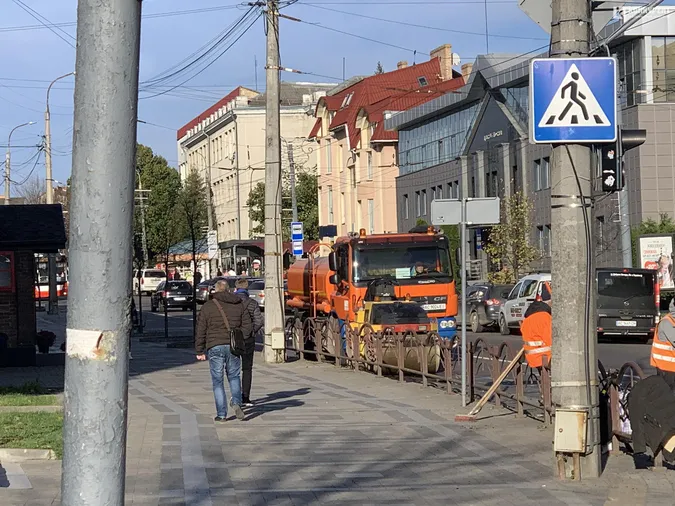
[16,175,45,204]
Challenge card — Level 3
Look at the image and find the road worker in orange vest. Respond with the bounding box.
[650,299,675,390]
[520,282,552,369]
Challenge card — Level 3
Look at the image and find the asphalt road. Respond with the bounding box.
[135,295,196,336]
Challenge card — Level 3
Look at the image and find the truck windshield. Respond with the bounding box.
[371,303,430,325]
[353,244,452,283]
[598,271,654,299]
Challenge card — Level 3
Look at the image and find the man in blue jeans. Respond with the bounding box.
[195,280,252,422]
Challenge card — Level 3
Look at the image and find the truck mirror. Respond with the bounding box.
[329,273,339,285]
[328,252,337,272]
[455,248,461,267]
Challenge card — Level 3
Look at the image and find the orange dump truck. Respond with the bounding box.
[286,228,458,353]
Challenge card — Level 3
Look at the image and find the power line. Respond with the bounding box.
[10,0,76,48]
[299,3,549,41]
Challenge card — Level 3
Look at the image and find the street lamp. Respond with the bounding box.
[45,71,75,205]
[4,121,36,205]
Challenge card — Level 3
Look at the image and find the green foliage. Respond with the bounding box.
[177,169,208,242]
[375,61,384,74]
[136,144,182,263]
[416,218,428,226]
[247,170,319,242]
[484,192,539,284]
[631,214,675,268]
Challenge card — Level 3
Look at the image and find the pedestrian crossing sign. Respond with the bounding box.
[530,57,617,144]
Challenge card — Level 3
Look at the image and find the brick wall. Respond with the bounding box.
[0,250,36,348]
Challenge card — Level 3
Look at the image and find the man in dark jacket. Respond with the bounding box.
[234,278,264,407]
[196,280,252,421]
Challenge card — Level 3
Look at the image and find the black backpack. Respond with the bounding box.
[213,299,247,357]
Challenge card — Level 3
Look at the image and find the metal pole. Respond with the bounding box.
[61,0,141,503]
[46,75,74,316]
[550,0,601,478]
[206,134,215,277]
[460,199,467,407]
[614,81,632,267]
[288,141,298,222]
[137,171,149,268]
[235,122,242,240]
[4,122,35,205]
[264,0,284,364]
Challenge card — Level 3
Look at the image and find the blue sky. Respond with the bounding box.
[0,0,602,192]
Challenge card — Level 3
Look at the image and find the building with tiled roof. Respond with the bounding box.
[309,44,470,237]
[176,82,335,259]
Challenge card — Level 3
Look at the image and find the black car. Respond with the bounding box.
[597,268,658,342]
[151,280,194,311]
[464,283,514,333]
[195,276,247,304]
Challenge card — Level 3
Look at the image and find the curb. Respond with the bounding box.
[0,448,57,462]
[0,405,62,413]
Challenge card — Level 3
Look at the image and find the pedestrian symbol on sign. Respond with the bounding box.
[538,64,610,128]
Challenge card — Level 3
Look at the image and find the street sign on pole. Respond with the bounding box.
[207,230,218,260]
[530,57,617,144]
[291,222,303,257]
[431,197,500,408]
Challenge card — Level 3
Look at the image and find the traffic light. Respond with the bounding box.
[601,129,647,192]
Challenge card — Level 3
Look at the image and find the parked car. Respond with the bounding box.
[464,283,514,333]
[151,280,194,312]
[195,276,239,304]
[499,273,552,335]
[248,279,265,309]
[133,268,166,295]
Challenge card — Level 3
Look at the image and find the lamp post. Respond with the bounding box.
[45,72,74,315]
[4,121,36,205]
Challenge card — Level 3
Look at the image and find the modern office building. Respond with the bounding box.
[387,6,675,275]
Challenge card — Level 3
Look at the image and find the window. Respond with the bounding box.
[0,252,13,291]
[541,157,550,190]
[418,76,428,87]
[403,194,409,219]
[520,279,538,299]
[533,159,541,191]
[512,164,520,193]
[326,142,332,174]
[537,225,551,255]
[596,216,605,251]
[615,38,643,106]
[430,186,436,202]
[470,176,476,198]
[340,92,354,109]
[486,170,498,198]
[368,199,375,234]
[416,191,421,217]
[508,282,523,300]
[421,190,428,215]
[340,192,346,225]
[446,183,453,199]
[357,200,363,230]
[367,151,373,180]
[328,186,334,223]
[336,245,350,282]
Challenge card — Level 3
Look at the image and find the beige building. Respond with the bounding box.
[177,82,335,244]
[309,45,469,237]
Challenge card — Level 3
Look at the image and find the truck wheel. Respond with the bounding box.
[322,317,338,358]
[499,314,510,336]
[470,311,484,333]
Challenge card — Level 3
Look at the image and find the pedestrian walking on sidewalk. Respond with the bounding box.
[234,278,264,407]
[195,280,252,422]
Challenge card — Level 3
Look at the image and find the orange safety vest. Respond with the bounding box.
[650,313,675,372]
[520,311,552,368]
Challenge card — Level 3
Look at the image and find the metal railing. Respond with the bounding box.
[285,317,648,443]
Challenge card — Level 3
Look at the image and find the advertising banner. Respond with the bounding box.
[638,235,674,290]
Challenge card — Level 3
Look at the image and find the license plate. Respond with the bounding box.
[174,297,186,301]
[422,303,446,311]
[616,320,637,327]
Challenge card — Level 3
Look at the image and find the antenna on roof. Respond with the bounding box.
[342,57,346,82]
[413,50,417,65]
[254,55,258,91]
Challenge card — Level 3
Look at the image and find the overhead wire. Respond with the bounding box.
[9,0,76,48]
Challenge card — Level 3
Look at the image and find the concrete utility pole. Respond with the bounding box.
[4,121,35,205]
[206,134,216,277]
[61,0,141,504]
[46,72,73,315]
[287,140,298,222]
[264,0,284,364]
[549,0,601,478]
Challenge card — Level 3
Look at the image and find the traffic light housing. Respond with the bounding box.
[601,128,647,192]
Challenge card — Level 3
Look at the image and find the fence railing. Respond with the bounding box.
[285,317,648,445]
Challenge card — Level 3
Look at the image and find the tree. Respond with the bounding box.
[247,169,319,242]
[177,169,208,334]
[375,61,384,74]
[632,214,675,268]
[484,192,539,284]
[17,175,45,204]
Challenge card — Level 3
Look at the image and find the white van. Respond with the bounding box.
[133,269,166,295]
[499,273,551,335]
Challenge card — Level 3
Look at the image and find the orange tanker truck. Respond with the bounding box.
[286,227,458,354]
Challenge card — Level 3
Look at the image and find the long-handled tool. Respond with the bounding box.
[455,347,525,422]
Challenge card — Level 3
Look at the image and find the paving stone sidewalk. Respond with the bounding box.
[2,340,675,505]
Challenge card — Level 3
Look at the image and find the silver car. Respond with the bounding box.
[248,279,265,309]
